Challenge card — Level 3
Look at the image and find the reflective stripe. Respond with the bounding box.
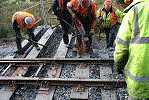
[67,2,71,7]
[128,95,148,100]
[117,5,149,45]
[131,37,149,44]
[32,15,34,21]
[116,37,129,46]
[124,70,149,82]
[18,12,22,27]
[132,6,139,37]
[130,5,149,44]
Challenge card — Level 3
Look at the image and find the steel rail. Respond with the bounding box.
[0,58,114,66]
[0,77,125,87]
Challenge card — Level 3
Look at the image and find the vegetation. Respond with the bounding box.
[0,0,123,41]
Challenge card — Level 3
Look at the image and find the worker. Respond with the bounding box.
[97,0,122,50]
[51,0,72,47]
[114,0,149,99]
[67,0,97,57]
[12,11,40,55]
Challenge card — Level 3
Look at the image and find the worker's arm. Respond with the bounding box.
[67,0,77,17]
[90,1,97,34]
[51,0,61,17]
[115,8,123,23]
[114,9,134,74]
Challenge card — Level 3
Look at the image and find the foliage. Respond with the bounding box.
[0,0,123,41]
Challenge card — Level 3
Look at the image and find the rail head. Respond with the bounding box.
[0,58,114,66]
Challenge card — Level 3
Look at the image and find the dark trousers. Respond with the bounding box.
[104,26,117,48]
[12,19,37,51]
[59,13,72,45]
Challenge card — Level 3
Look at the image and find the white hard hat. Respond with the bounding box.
[25,17,33,26]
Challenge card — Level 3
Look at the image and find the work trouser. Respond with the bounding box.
[59,12,72,45]
[12,19,38,51]
[76,33,92,54]
[104,25,117,48]
[75,14,93,54]
[128,95,149,100]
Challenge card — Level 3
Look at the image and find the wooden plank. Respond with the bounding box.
[35,65,62,100]
[4,26,44,59]
[35,86,55,100]
[26,28,53,58]
[35,32,72,100]
[70,64,89,100]
[0,26,45,100]
[54,34,73,58]
[0,86,14,100]
[100,64,117,100]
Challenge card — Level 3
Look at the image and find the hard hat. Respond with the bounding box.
[25,17,33,26]
[104,0,112,6]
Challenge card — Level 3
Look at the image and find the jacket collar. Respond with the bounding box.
[124,0,146,13]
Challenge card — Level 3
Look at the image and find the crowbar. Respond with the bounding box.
[21,36,47,48]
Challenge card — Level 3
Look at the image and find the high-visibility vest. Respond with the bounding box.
[12,11,35,29]
[114,0,149,99]
[100,7,118,28]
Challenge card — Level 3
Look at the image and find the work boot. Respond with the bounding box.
[63,32,69,45]
[15,50,24,55]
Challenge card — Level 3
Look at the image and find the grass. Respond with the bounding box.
[0,0,124,42]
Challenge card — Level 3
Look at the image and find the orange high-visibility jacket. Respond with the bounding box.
[67,0,97,29]
[99,7,121,28]
[12,11,35,29]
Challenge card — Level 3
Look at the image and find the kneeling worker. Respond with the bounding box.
[12,11,40,55]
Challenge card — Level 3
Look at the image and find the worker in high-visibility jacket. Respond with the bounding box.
[114,0,149,99]
[51,0,72,47]
[97,0,122,50]
[67,0,97,57]
[12,11,40,55]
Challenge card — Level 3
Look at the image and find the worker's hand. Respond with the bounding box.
[90,28,94,36]
[72,14,77,18]
[98,16,103,22]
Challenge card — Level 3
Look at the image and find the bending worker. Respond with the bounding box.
[114,0,149,99]
[67,0,97,57]
[12,11,40,55]
[97,0,122,50]
[51,0,72,47]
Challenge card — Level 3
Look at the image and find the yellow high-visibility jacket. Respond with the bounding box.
[97,6,122,28]
[114,0,149,99]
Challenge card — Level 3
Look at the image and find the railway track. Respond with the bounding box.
[0,25,128,100]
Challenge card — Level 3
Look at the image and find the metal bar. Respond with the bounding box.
[34,64,44,77]
[0,64,13,76]
[0,58,114,66]
[0,77,126,87]
[40,0,48,28]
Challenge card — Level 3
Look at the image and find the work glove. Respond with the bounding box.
[90,28,94,36]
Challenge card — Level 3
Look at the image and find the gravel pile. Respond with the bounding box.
[0,43,17,58]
